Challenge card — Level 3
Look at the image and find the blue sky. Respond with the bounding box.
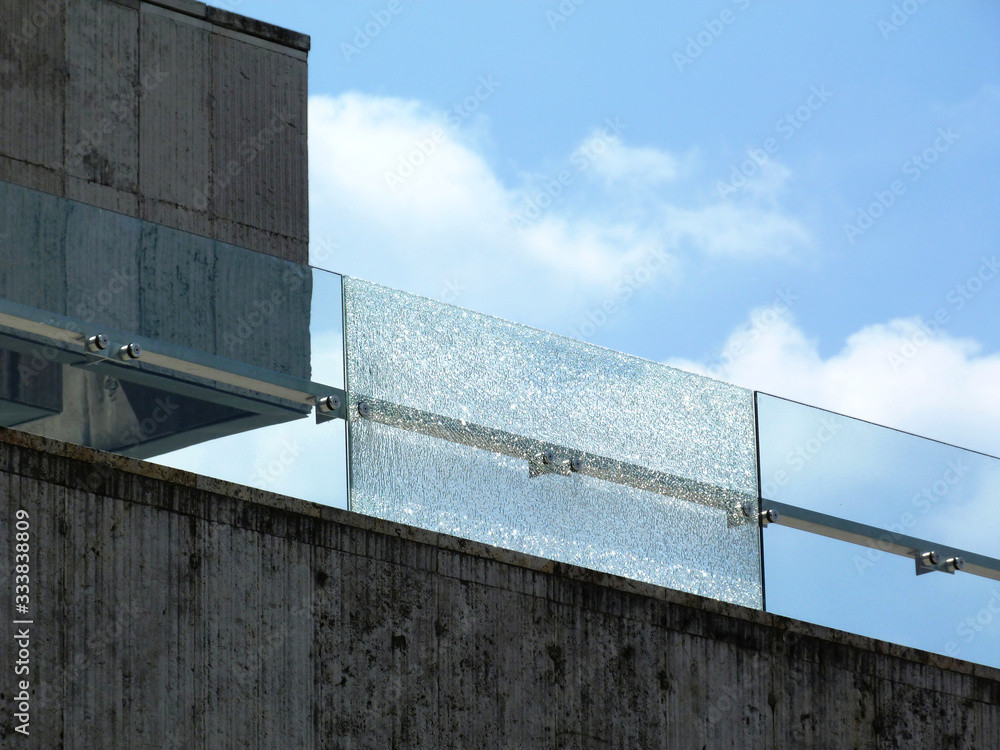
[164,2,999,665]
[233,0,1000,451]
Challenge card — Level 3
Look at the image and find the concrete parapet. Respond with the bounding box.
[0,427,996,747]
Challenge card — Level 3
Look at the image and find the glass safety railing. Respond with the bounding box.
[342,277,763,608]
[757,393,1000,667]
[0,178,348,506]
[1,175,996,665]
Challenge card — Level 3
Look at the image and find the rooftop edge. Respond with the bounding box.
[142,0,311,52]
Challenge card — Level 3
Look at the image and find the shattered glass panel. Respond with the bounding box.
[344,277,762,608]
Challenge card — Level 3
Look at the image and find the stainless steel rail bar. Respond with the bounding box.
[0,297,345,415]
[353,396,754,521]
[764,499,1000,581]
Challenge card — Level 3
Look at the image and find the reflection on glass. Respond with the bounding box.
[0,178,325,456]
[0,177,348,506]
[344,277,762,607]
[758,393,1000,666]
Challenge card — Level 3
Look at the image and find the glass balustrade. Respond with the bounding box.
[1,174,996,664]
[342,277,763,608]
[757,393,1000,667]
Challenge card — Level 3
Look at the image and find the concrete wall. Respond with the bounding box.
[0,428,997,748]
[0,0,309,263]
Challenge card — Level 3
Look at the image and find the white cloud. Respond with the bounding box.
[587,135,685,186]
[664,201,810,259]
[307,92,810,328]
[670,309,1000,457]
[669,310,1000,558]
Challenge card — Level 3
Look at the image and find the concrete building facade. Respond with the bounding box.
[1,0,309,263]
[0,0,315,459]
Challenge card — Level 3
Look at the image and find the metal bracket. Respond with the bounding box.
[315,394,346,423]
[528,449,572,477]
[762,500,996,581]
[915,551,966,576]
[741,503,780,527]
[352,396,756,525]
[0,299,346,422]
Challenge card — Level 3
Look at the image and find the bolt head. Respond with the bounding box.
[88,334,109,352]
[951,557,966,571]
[357,402,371,418]
[542,450,556,465]
[119,342,142,359]
[570,458,584,472]
[319,395,341,413]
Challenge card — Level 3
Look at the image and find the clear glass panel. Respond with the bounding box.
[0,178,348,507]
[765,526,1000,668]
[758,392,1000,666]
[757,393,1000,558]
[150,269,348,507]
[343,277,762,608]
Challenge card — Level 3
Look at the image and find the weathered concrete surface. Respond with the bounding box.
[0,0,309,263]
[0,428,997,748]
